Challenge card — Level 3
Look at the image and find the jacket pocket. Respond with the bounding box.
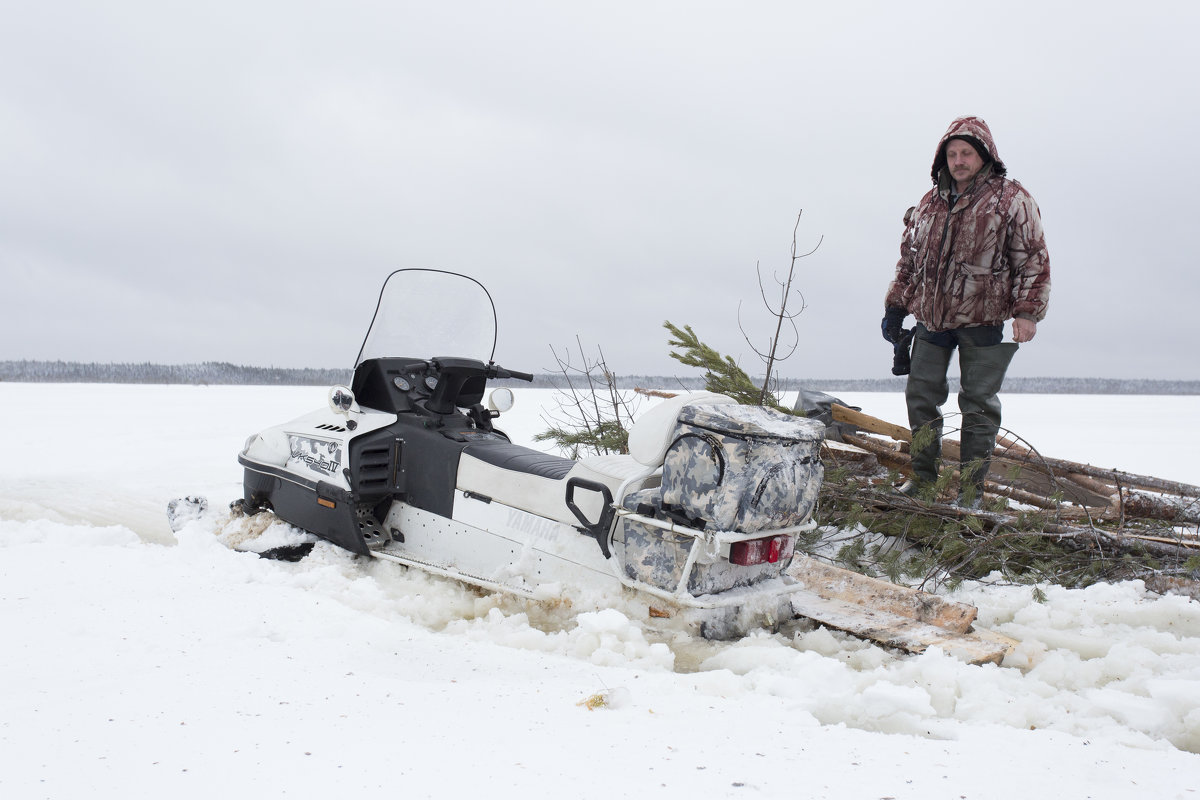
[959,261,997,288]
[948,262,1010,325]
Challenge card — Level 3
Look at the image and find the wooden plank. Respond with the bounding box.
[784,556,1015,665]
[787,589,1014,666]
[789,555,977,633]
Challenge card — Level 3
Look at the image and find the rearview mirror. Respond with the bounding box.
[487,387,515,413]
[328,385,355,414]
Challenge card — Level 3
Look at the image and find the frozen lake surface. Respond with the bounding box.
[2,384,1198,798]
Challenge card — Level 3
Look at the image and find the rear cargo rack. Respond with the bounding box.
[609,506,818,606]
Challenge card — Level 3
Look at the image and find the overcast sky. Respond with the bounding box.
[3,1,1197,381]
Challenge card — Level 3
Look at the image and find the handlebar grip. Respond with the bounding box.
[487,362,535,382]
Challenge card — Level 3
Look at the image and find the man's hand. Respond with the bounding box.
[1012,318,1037,343]
[881,306,907,344]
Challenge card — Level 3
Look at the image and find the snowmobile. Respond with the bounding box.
[230,268,828,638]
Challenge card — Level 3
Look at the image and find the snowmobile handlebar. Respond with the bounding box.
[422,359,533,415]
[487,364,534,383]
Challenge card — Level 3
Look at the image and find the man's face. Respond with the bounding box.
[945,138,985,188]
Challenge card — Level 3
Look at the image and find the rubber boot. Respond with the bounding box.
[905,334,954,486]
[957,342,1018,506]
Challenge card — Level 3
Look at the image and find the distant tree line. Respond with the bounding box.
[0,360,352,386]
[2,360,1198,395]
[603,374,1200,395]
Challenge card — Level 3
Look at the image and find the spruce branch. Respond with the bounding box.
[663,321,791,412]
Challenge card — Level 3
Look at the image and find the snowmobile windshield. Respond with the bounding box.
[354,269,497,367]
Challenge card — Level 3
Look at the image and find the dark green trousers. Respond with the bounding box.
[905,324,1017,495]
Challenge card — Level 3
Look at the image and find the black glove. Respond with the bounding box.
[891,329,915,375]
[881,306,907,344]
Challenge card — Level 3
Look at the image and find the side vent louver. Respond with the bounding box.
[355,445,392,491]
[350,434,403,499]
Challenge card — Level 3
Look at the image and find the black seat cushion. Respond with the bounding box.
[462,442,575,481]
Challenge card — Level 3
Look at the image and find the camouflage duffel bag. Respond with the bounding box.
[660,404,824,533]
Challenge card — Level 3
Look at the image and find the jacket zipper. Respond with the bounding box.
[933,194,956,330]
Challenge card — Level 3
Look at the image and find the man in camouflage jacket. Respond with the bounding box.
[882,116,1051,506]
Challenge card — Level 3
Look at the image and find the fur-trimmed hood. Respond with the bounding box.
[930,116,1008,184]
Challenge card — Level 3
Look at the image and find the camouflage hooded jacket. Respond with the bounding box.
[885,116,1051,331]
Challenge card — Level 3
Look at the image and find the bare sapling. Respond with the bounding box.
[738,211,822,406]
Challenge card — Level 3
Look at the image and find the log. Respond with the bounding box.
[1066,473,1119,500]
[833,405,1129,508]
[1121,491,1200,526]
[950,447,1113,508]
[1004,452,1200,499]
[984,480,1060,510]
[841,433,911,472]
[1125,533,1200,550]
[821,439,877,465]
[996,433,1032,454]
[994,437,1118,504]
[832,404,912,442]
[1036,523,1200,561]
[838,423,1108,507]
[844,489,1200,562]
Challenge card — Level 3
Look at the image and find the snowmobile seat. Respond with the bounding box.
[460,441,575,481]
[457,442,587,526]
[456,448,657,529]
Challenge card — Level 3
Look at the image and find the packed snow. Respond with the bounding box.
[2,383,1199,799]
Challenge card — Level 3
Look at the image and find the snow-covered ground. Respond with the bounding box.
[2,384,1199,799]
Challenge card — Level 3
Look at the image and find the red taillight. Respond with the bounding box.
[729,535,790,566]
